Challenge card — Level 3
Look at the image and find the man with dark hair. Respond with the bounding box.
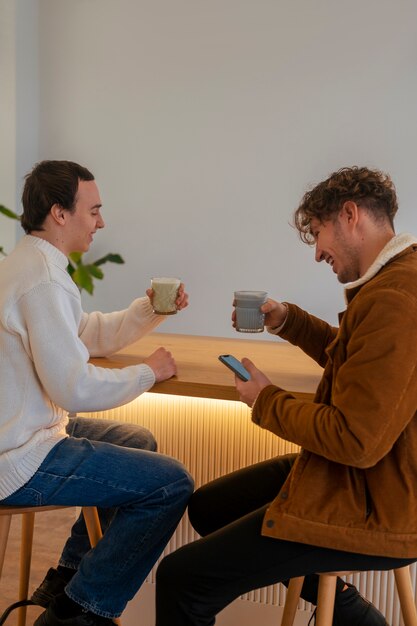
[0,160,194,626]
[155,166,417,626]
[20,160,95,234]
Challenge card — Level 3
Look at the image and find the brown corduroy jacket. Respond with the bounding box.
[253,242,417,558]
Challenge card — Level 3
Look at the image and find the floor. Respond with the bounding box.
[0,508,76,626]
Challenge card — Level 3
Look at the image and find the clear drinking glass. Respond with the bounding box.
[151,277,181,315]
[234,290,268,333]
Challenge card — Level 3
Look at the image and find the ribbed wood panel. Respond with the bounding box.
[80,392,416,625]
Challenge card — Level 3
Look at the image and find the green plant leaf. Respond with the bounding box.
[0,205,20,220]
[86,264,104,279]
[66,251,124,294]
[72,265,94,294]
[68,251,83,265]
[94,253,125,266]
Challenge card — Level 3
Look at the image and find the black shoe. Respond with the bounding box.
[333,582,389,626]
[33,599,114,626]
[31,569,68,608]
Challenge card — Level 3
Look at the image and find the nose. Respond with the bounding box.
[97,213,105,229]
[315,243,324,263]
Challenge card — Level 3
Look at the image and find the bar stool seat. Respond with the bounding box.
[0,504,102,626]
[280,566,417,626]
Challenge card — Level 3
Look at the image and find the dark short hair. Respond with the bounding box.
[21,160,95,233]
[294,166,398,244]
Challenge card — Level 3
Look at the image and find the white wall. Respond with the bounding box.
[0,0,18,255]
[15,0,40,199]
[0,0,39,254]
[14,0,417,338]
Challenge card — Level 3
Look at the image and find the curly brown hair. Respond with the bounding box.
[294,166,398,244]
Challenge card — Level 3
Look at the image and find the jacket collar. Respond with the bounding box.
[344,233,417,303]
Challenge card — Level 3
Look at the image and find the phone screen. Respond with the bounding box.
[218,354,250,381]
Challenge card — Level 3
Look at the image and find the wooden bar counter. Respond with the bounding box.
[90,332,322,402]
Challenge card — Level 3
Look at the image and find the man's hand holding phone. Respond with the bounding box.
[235,358,272,407]
[218,354,251,381]
[218,354,272,407]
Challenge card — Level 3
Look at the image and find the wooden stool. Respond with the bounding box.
[0,505,102,626]
[281,566,417,626]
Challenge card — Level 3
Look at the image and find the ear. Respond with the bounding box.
[50,203,67,226]
[339,200,359,229]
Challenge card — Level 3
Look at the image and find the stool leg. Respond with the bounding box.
[82,507,102,547]
[394,566,417,626]
[17,512,35,626]
[315,575,337,626]
[281,577,305,626]
[0,515,12,580]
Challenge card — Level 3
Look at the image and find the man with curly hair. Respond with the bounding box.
[155,167,417,626]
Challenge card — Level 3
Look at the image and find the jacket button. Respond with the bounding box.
[266,519,275,528]
[281,491,288,499]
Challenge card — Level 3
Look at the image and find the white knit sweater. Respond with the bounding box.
[0,235,164,499]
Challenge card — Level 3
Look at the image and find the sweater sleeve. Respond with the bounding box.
[13,282,156,413]
[78,296,165,357]
[252,288,417,468]
[274,303,338,368]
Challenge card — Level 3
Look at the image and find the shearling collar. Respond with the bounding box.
[344,233,417,302]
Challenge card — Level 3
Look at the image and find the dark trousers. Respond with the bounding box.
[155,454,414,626]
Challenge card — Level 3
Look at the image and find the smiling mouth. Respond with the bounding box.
[326,257,337,272]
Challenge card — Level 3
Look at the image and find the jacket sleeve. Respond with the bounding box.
[277,303,338,368]
[78,296,164,357]
[253,287,417,468]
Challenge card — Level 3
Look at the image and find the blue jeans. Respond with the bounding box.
[1,417,194,618]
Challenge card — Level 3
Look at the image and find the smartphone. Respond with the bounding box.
[218,354,251,382]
